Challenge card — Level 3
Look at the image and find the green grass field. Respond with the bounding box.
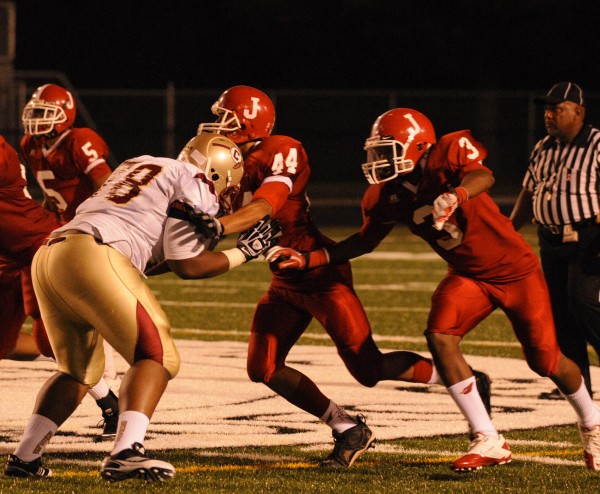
[1,225,599,493]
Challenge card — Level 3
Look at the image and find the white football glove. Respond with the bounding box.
[432,192,459,231]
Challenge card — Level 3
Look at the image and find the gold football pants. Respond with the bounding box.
[32,233,180,386]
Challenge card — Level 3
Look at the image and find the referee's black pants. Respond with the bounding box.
[538,224,600,395]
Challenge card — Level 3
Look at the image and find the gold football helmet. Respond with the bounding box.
[178,132,244,213]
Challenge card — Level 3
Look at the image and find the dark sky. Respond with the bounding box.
[11,0,600,91]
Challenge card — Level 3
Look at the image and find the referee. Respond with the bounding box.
[511,81,600,398]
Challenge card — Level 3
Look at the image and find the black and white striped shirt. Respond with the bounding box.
[523,124,600,226]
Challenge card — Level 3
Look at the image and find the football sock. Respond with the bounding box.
[13,414,58,462]
[448,376,497,437]
[88,378,111,401]
[111,410,150,455]
[563,377,600,428]
[427,362,442,385]
[320,401,356,434]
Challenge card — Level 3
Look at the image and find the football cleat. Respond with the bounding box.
[451,433,512,472]
[96,411,119,442]
[320,415,375,469]
[4,454,52,478]
[100,442,175,482]
[538,388,564,401]
[95,389,119,442]
[578,424,600,471]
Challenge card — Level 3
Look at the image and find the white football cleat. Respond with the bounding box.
[579,424,600,471]
[450,433,512,472]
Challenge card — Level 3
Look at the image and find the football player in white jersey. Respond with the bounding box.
[4,133,280,482]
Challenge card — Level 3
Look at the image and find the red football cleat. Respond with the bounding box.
[450,433,512,472]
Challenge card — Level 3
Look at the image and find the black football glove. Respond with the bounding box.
[236,215,282,261]
[167,200,224,240]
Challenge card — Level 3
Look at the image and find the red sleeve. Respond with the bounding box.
[442,130,490,177]
[70,128,112,180]
[0,137,21,187]
[326,186,393,263]
[359,185,395,251]
[252,181,289,215]
[0,137,59,253]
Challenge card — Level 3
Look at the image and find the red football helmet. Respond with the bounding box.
[362,108,436,184]
[22,84,77,138]
[197,85,275,144]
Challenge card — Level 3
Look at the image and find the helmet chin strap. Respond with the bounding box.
[32,130,58,142]
[401,152,428,187]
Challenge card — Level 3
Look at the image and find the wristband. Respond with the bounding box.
[454,186,469,205]
[222,248,246,269]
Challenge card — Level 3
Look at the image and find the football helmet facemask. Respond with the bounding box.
[362,108,436,184]
[22,84,77,138]
[178,132,244,214]
[197,85,275,144]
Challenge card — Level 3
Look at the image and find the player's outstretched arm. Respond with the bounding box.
[266,232,375,271]
[167,216,281,279]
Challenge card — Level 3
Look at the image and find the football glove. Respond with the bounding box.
[432,186,469,231]
[236,215,281,261]
[265,246,330,270]
[168,200,224,239]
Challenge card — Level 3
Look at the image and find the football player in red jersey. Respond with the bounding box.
[0,135,60,361]
[197,87,490,469]
[270,108,600,472]
[0,134,119,441]
[20,83,112,222]
[20,83,119,383]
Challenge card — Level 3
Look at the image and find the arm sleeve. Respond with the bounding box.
[326,187,394,263]
[252,181,290,215]
[72,129,112,179]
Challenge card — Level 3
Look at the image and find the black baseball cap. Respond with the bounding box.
[535,82,585,107]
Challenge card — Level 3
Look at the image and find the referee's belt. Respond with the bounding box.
[540,217,598,236]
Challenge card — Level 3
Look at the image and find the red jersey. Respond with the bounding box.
[0,136,59,255]
[20,127,111,221]
[360,130,539,282]
[239,135,346,288]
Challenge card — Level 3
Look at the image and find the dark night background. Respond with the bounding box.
[12,0,600,91]
[7,0,600,223]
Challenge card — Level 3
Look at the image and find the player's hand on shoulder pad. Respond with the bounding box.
[168,200,224,239]
[237,215,282,261]
[265,246,307,270]
[432,192,459,231]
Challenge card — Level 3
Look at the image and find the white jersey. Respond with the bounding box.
[53,155,219,273]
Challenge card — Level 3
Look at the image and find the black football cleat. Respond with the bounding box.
[100,442,174,482]
[4,454,52,478]
[320,415,375,469]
